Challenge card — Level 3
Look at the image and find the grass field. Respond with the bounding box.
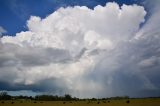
[1,98,160,106]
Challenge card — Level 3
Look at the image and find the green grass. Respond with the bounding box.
[1,98,160,106]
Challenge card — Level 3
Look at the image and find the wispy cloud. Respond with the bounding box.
[0,26,7,36]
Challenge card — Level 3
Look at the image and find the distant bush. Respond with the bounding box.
[15,95,34,100]
[126,100,130,103]
[110,96,129,100]
[91,98,97,101]
[97,101,100,104]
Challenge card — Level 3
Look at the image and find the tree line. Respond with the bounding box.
[0,91,132,101]
[0,92,78,101]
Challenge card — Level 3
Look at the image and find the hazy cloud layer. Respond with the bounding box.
[0,2,160,98]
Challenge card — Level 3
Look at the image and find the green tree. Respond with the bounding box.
[64,94,72,101]
[0,92,11,100]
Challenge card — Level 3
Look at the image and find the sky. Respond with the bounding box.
[0,0,160,98]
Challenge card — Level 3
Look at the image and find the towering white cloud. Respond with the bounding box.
[1,2,160,98]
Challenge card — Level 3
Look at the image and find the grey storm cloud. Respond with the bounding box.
[0,43,72,67]
[0,1,160,98]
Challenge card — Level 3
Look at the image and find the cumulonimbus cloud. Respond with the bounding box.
[0,2,160,98]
